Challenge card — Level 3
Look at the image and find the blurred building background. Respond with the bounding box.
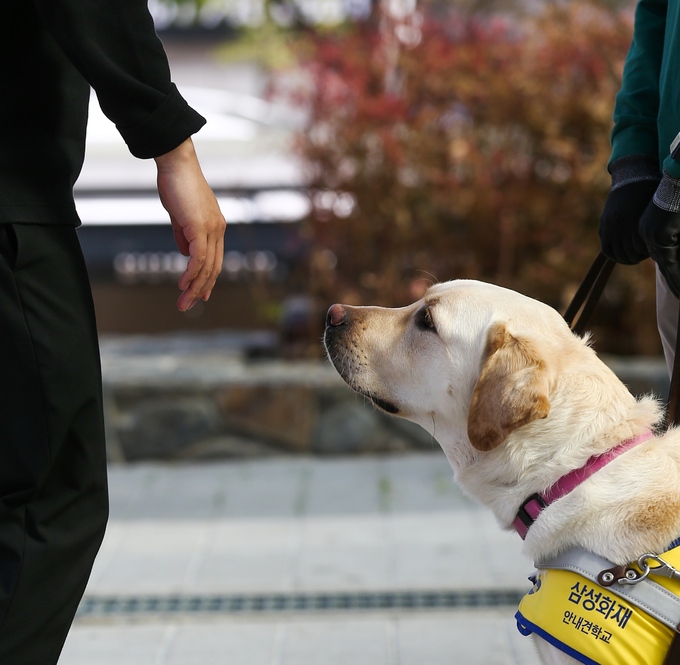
[76,3,310,336]
[77,0,663,358]
[72,0,670,465]
[60,3,671,663]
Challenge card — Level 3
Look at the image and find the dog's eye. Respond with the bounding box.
[417,306,437,331]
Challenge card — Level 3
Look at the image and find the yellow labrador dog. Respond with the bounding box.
[324,279,680,665]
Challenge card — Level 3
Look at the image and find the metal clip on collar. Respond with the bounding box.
[599,554,680,587]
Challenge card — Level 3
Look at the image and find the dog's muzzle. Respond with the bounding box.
[323,304,400,415]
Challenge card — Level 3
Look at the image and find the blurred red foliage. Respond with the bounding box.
[279,2,661,355]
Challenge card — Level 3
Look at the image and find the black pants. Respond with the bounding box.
[0,224,108,664]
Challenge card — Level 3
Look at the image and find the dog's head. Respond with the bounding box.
[325,279,667,562]
[323,280,614,471]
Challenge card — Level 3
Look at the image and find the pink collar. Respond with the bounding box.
[513,430,654,539]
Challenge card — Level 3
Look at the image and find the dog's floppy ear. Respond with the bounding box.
[467,322,552,452]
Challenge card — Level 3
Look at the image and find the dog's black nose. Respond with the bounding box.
[326,304,347,327]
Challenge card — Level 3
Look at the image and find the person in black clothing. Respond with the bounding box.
[0,0,226,662]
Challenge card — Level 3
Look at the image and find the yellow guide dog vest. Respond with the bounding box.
[516,546,680,665]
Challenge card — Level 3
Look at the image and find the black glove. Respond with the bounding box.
[639,170,680,297]
[599,155,660,264]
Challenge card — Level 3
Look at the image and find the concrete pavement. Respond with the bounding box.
[59,453,542,665]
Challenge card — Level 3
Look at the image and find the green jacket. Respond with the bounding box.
[0,0,205,225]
[611,0,680,178]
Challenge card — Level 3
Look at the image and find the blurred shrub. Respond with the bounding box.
[279,1,661,356]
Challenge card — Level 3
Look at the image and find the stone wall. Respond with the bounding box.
[101,333,436,462]
[101,333,670,462]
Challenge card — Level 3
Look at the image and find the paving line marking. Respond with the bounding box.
[77,589,525,618]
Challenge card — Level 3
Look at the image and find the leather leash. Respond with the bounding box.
[563,251,680,663]
[564,251,680,425]
[668,312,680,430]
[563,252,615,337]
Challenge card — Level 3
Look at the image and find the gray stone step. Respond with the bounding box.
[100,332,669,462]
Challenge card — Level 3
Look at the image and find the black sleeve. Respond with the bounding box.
[32,0,205,158]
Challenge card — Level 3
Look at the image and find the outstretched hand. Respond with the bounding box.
[154,138,226,311]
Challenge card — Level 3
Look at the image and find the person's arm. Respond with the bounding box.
[599,0,667,265]
[32,0,226,310]
[31,0,204,157]
[609,0,667,166]
[155,139,225,312]
[609,0,680,295]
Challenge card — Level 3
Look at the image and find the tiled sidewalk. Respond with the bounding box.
[59,453,542,665]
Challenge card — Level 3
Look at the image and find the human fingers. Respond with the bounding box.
[176,218,226,311]
[598,180,655,265]
[177,234,213,311]
[202,227,224,301]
